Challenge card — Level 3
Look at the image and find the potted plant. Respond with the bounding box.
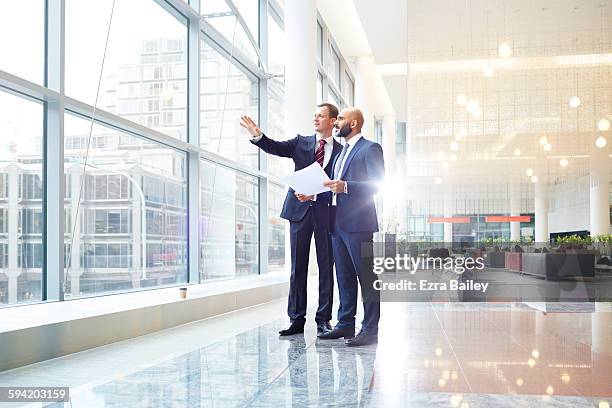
[593,234,612,257]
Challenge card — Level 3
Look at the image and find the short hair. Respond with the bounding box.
[317,102,339,119]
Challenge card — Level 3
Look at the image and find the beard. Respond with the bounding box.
[335,123,352,138]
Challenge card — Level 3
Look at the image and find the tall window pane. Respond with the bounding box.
[200,41,259,169]
[317,22,323,63]
[0,1,44,85]
[268,182,286,273]
[317,73,324,104]
[0,90,43,306]
[343,71,355,106]
[200,161,259,281]
[202,0,259,64]
[66,0,188,140]
[328,88,341,110]
[267,14,291,179]
[328,45,341,88]
[64,114,187,298]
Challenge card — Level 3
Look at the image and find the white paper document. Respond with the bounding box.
[281,162,331,196]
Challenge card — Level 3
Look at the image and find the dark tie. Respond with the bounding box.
[333,143,350,179]
[315,139,326,167]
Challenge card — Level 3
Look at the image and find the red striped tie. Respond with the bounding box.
[315,139,325,167]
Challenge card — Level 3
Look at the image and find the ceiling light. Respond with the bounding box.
[569,96,581,108]
[561,373,570,384]
[539,137,548,146]
[483,65,495,77]
[473,108,483,118]
[442,161,450,170]
[498,41,512,58]
[456,94,468,106]
[546,386,554,395]
[516,378,524,386]
[434,177,442,185]
[450,141,460,151]
[595,136,608,148]
[531,175,538,183]
[455,129,467,141]
[532,350,540,359]
[560,158,569,167]
[544,143,552,152]
[466,99,479,114]
[450,154,458,162]
[514,148,521,156]
[598,118,610,132]
[599,402,610,408]
[526,168,534,177]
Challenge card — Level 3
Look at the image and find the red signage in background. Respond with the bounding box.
[428,217,471,224]
[485,216,531,223]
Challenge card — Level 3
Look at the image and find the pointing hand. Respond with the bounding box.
[240,115,262,137]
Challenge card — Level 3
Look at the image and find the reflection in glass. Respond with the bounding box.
[201,0,259,64]
[63,113,187,298]
[0,90,44,306]
[266,13,292,179]
[200,40,259,169]
[200,160,259,280]
[66,0,188,140]
[268,183,286,273]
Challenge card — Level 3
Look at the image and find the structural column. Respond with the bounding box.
[510,181,521,241]
[285,0,317,276]
[382,114,397,233]
[534,181,549,244]
[353,56,377,138]
[443,190,453,244]
[284,0,317,135]
[589,151,610,236]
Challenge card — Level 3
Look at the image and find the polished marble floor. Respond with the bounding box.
[0,298,611,407]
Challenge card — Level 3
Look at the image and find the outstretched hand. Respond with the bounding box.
[240,116,262,137]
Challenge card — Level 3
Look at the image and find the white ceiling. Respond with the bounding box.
[351,0,612,184]
[354,0,612,63]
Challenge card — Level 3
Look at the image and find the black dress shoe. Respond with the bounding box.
[279,323,304,336]
[317,327,354,339]
[345,331,378,347]
[316,321,333,335]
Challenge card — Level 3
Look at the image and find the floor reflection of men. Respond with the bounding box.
[314,341,377,405]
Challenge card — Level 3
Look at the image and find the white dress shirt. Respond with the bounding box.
[332,133,363,205]
[311,134,333,201]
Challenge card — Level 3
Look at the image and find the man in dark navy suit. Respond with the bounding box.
[239,103,342,336]
[319,107,385,347]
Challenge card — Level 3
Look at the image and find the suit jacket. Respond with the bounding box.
[252,134,343,222]
[332,137,385,233]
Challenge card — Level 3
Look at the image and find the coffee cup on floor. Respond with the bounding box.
[179,287,188,299]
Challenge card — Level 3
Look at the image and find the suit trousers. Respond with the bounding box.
[287,204,334,325]
[331,226,380,335]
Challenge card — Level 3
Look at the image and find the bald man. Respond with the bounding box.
[319,108,385,347]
